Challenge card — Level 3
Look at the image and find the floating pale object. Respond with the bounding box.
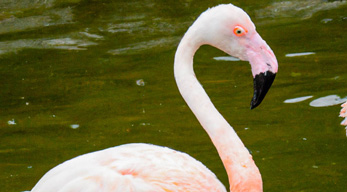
[213,56,241,61]
[7,119,16,125]
[284,95,313,103]
[70,124,80,129]
[136,79,146,86]
[309,95,347,107]
[285,52,315,57]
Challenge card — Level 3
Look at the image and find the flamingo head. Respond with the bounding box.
[192,4,278,109]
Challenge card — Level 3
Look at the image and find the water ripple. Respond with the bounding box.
[256,0,346,20]
[107,36,180,55]
[0,37,97,55]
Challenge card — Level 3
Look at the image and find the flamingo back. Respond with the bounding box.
[31,143,227,192]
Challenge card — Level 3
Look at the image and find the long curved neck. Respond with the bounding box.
[174,28,262,192]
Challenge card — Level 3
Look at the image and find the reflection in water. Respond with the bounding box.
[0,37,97,55]
[107,36,180,55]
[0,7,74,35]
[256,0,347,20]
[106,21,147,33]
[79,32,104,40]
[0,0,58,11]
[0,2,98,55]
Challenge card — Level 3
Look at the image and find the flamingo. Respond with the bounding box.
[31,4,278,192]
[341,102,347,128]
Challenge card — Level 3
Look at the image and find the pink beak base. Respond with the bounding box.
[247,33,278,109]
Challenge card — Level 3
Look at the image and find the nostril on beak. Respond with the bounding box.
[266,63,272,70]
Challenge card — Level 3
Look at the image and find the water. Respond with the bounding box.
[0,0,346,191]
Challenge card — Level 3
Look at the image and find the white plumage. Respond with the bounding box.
[32,144,226,192]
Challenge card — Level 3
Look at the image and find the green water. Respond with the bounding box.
[1,0,346,191]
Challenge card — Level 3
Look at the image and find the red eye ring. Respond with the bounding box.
[233,25,247,36]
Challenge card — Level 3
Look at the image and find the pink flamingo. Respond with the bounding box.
[32,4,278,192]
[341,102,347,128]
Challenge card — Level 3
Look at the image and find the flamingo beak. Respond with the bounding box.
[250,71,276,109]
[247,33,278,109]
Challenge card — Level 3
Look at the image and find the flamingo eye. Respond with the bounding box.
[233,26,247,36]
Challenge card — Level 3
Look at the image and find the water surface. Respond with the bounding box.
[1,0,346,191]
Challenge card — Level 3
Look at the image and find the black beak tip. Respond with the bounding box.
[250,71,276,109]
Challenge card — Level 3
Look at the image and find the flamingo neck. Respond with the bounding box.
[174,28,262,192]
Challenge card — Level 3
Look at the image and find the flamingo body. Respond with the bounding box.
[32,144,226,192]
[32,4,278,192]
